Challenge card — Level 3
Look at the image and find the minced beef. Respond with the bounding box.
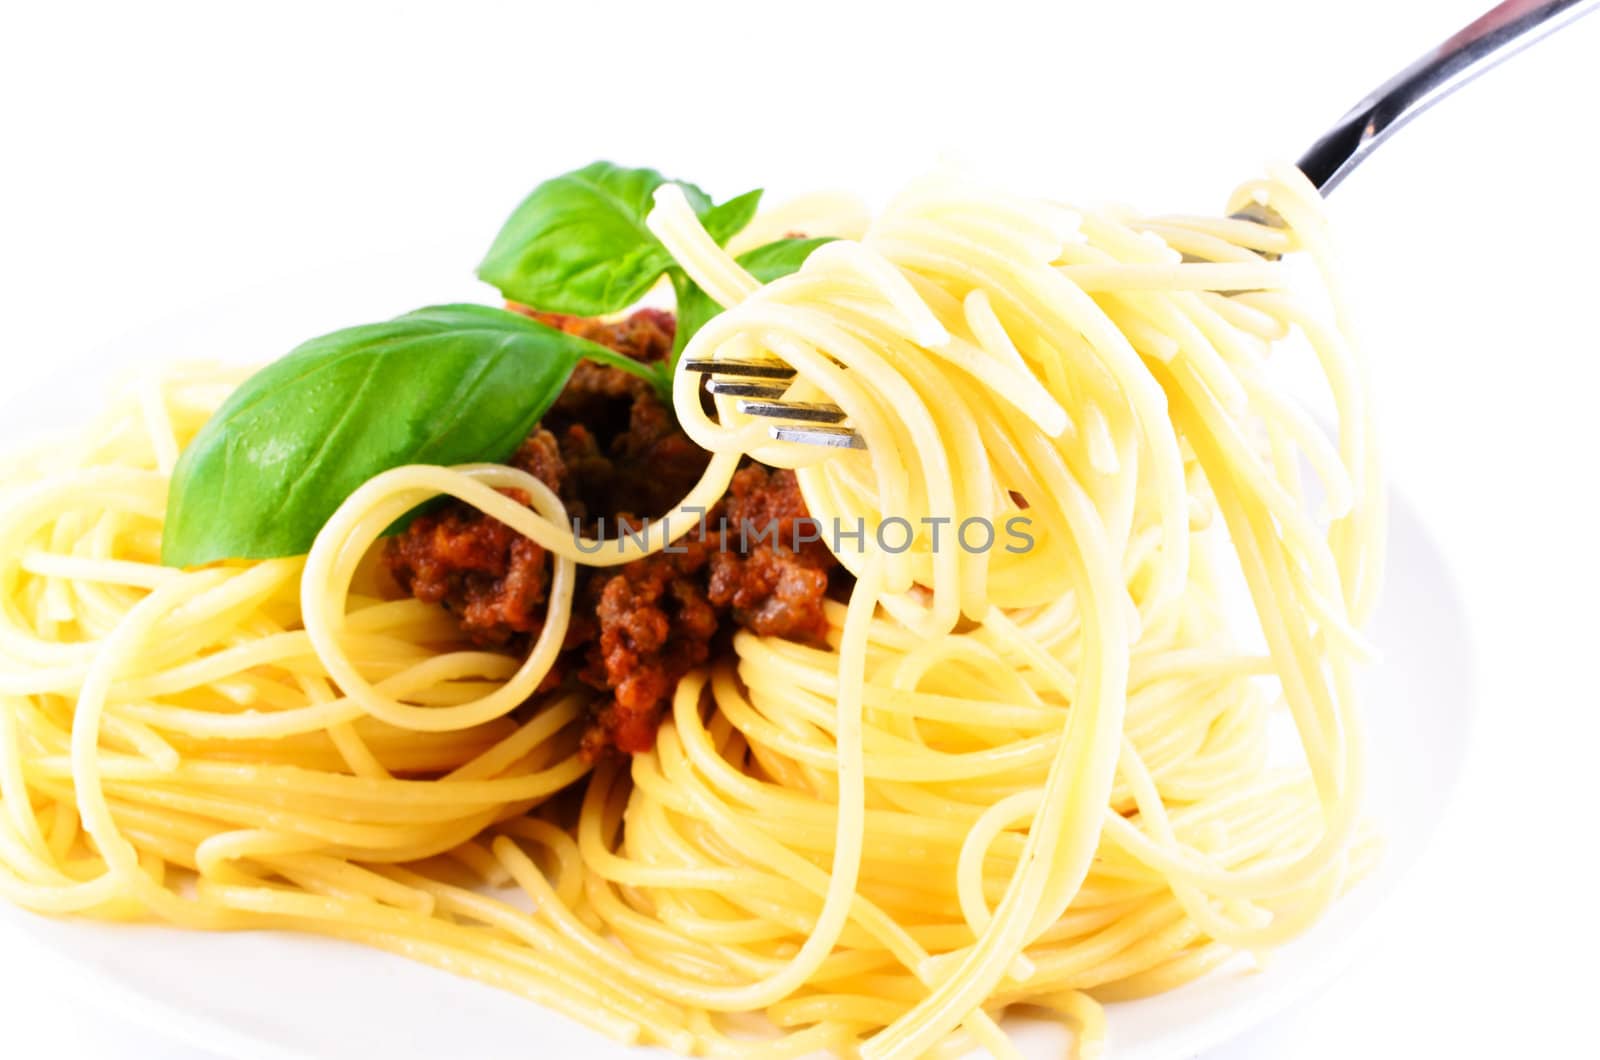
[707,466,835,643]
[385,307,841,758]
[578,540,721,756]
[385,485,551,645]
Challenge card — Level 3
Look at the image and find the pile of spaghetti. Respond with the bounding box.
[0,165,1381,1057]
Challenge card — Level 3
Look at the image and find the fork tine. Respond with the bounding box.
[1177,206,1286,266]
[683,359,797,380]
[737,399,848,424]
[706,380,791,399]
[770,425,865,449]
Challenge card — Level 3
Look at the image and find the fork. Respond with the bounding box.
[686,0,1598,450]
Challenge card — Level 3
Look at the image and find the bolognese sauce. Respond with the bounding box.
[386,307,843,757]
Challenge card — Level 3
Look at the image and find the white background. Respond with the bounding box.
[2,0,1598,1056]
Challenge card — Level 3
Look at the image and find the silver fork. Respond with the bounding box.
[688,0,1597,450]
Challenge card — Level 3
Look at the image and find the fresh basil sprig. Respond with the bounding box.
[477,161,760,317]
[161,304,652,568]
[671,237,834,359]
[478,161,831,372]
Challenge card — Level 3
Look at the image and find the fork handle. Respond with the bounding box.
[1299,0,1599,194]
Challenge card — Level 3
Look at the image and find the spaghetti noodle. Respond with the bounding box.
[0,164,1381,1057]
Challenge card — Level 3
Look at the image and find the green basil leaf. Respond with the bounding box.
[672,237,835,362]
[477,161,760,316]
[698,188,763,246]
[162,304,610,568]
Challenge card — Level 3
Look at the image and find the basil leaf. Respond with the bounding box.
[672,237,834,362]
[162,304,611,568]
[477,161,760,316]
[698,188,763,246]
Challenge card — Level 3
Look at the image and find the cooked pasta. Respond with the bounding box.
[0,163,1381,1057]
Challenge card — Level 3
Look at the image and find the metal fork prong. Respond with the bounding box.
[1176,205,1287,267]
[737,399,848,424]
[683,358,858,448]
[1224,203,1285,261]
[706,380,791,399]
[683,359,797,380]
[771,425,865,449]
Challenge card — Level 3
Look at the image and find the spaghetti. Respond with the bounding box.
[0,164,1381,1057]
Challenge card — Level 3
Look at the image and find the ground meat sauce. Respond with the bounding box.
[385,307,842,757]
[708,465,835,642]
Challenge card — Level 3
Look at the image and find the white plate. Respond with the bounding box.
[0,248,1475,1060]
